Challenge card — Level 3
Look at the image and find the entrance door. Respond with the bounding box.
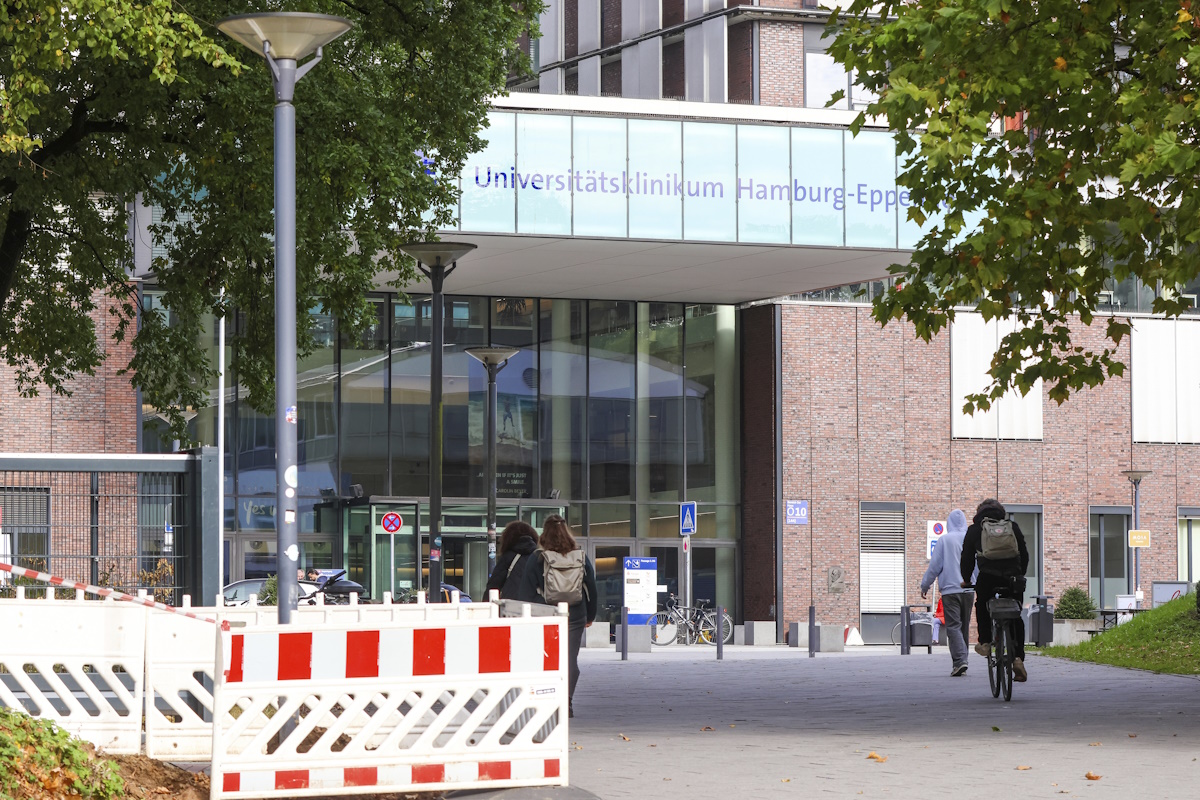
[589,541,631,629]
[642,543,682,608]
[344,501,419,601]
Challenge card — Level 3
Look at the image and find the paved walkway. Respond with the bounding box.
[536,645,1200,799]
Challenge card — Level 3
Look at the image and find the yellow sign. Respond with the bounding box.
[1128,529,1151,548]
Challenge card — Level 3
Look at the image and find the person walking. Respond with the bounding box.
[920,509,975,676]
[960,498,1030,682]
[518,514,597,717]
[485,520,540,601]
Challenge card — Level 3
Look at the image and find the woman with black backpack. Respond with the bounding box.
[519,514,597,718]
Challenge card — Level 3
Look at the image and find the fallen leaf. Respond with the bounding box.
[154,790,170,795]
[1128,733,1138,738]
[866,752,888,763]
[1089,742,1102,746]
[781,779,791,783]
[729,724,736,728]
[620,734,630,741]
[701,726,715,731]
[664,778,672,782]
[992,726,1002,732]
[1085,772,1102,781]
[1016,765,1031,771]
[648,744,656,747]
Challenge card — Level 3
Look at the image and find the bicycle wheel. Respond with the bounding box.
[717,611,734,644]
[890,621,902,646]
[1000,625,1014,702]
[697,611,731,645]
[988,623,1001,698]
[649,611,680,645]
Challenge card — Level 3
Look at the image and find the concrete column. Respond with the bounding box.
[580,0,601,52]
[579,55,602,96]
[539,0,565,94]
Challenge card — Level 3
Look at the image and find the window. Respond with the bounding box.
[1131,317,1200,444]
[950,312,1043,440]
[860,502,905,643]
[1089,509,1130,609]
[1006,506,1042,606]
[0,488,50,576]
[1179,512,1200,584]
[803,26,877,110]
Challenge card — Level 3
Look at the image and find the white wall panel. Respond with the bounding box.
[859,553,905,613]
[950,313,1000,439]
[997,319,1043,440]
[1176,320,1200,444]
[579,0,601,53]
[577,55,601,97]
[1131,317,1177,443]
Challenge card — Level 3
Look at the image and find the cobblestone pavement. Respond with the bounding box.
[556,645,1200,799]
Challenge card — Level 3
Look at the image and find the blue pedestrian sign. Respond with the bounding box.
[786,500,809,526]
[680,501,697,536]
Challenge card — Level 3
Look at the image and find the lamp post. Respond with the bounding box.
[465,346,518,576]
[217,12,352,623]
[398,242,478,601]
[1121,469,1152,606]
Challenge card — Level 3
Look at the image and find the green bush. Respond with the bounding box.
[0,707,124,799]
[1055,585,1098,619]
[258,574,278,606]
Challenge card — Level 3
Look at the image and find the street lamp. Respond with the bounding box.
[1121,469,1152,606]
[218,12,352,624]
[398,242,478,601]
[465,346,519,576]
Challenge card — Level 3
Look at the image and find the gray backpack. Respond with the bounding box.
[538,548,584,605]
[980,518,1019,560]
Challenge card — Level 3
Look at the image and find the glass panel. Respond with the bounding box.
[791,128,845,247]
[340,299,388,496]
[589,300,636,500]
[641,504,680,539]
[643,544,680,601]
[1089,513,1128,609]
[638,303,684,503]
[572,116,628,237]
[592,544,631,630]
[683,122,736,242]
[299,540,334,573]
[444,297,489,498]
[692,546,736,617]
[1180,273,1200,315]
[693,504,738,541]
[441,537,488,601]
[539,299,587,501]
[390,297,430,497]
[736,125,791,244]
[1009,511,1041,605]
[844,130,898,249]
[491,298,538,499]
[685,305,740,503]
[589,504,633,538]
[242,536,276,580]
[1180,519,1199,583]
[628,119,682,239]
[460,112,516,232]
[517,114,572,235]
[804,52,848,109]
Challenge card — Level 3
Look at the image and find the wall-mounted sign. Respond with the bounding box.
[1128,529,1151,548]
[786,500,809,526]
[926,520,945,560]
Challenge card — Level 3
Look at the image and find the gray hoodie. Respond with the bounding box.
[920,509,973,595]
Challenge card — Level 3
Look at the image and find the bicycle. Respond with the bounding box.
[648,594,733,646]
[965,576,1025,702]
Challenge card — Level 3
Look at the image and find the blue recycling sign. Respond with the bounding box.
[786,500,809,525]
[680,501,697,536]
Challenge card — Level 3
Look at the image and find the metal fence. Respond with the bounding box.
[0,452,218,604]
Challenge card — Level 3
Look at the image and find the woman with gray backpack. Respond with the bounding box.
[517,514,597,718]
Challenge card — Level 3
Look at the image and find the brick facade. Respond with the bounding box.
[0,289,137,454]
[564,0,578,59]
[663,41,685,100]
[601,0,621,48]
[742,304,1200,637]
[727,20,754,104]
[758,22,805,108]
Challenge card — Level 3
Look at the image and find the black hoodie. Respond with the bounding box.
[959,499,1029,580]
[487,535,539,600]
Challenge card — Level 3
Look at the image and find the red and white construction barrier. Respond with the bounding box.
[0,561,222,626]
[210,616,569,799]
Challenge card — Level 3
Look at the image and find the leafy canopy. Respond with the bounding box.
[1,0,538,442]
[830,0,1200,412]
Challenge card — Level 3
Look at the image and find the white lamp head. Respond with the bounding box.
[217,12,353,61]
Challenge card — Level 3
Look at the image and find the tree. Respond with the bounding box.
[1,0,538,442]
[830,0,1200,412]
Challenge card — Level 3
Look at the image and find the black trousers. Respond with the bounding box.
[974,573,1026,661]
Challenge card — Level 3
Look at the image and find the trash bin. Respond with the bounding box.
[908,611,934,647]
[1027,595,1054,646]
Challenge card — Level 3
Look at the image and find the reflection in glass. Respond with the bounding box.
[340,299,388,496]
[1009,511,1041,606]
[792,128,844,246]
[492,299,538,498]
[737,126,791,244]
[1089,513,1129,609]
[805,52,849,109]
[637,303,684,503]
[589,504,633,538]
[684,305,740,503]
[593,544,632,628]
[540,299,587,501]
[641,504,680,538]
[590,300,636,500]
[391,297,430,497]
[844,130,898,249]
[573,116,628,237]
[443,297,489,498]
[517,114,572,235]
[694,504,739,540]
[692,546,736,615]
[460,112,516,232]
[683,122,736,242]
[628,119,682,239]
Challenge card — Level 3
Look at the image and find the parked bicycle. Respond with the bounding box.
[965,576,1026,702]
[648,594,733,646]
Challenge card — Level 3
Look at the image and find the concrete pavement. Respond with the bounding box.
[542,644,1200,799]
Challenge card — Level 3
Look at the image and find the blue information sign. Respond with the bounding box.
[786,500,809,526]
[623,557,658,626]
[680,501,697,536]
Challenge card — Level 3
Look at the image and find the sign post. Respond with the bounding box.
[680,502,696,607]
[622,557,658,626]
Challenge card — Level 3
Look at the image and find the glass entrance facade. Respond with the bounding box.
[151,291,741,616]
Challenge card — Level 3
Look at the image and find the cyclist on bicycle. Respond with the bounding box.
[959,498,1030,682]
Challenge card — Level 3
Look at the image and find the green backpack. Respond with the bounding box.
[980,518,1020,561]
[538,548,584,605]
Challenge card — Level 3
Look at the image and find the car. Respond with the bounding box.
[222,578,321,606]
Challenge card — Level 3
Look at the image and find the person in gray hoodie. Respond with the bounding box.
[920,509,974,676]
